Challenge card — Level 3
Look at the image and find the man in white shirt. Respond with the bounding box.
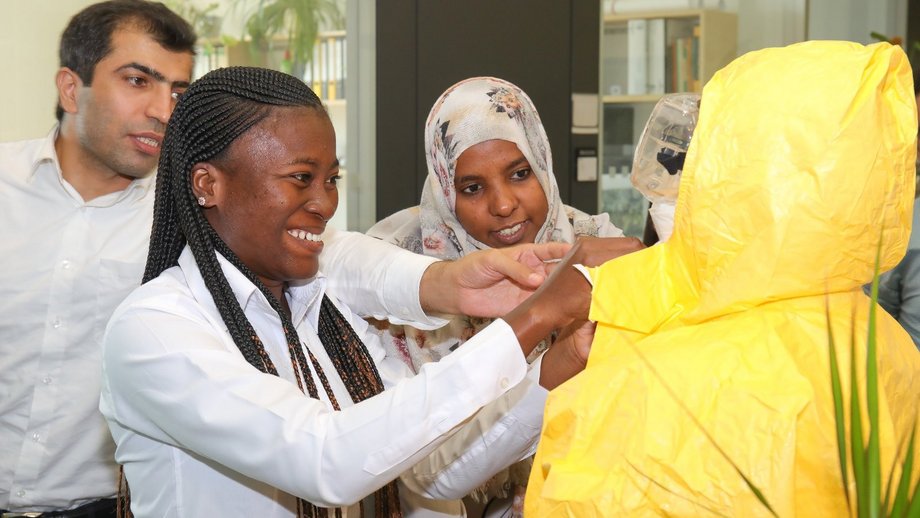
[0,2,196,516]
[0,2,590,516]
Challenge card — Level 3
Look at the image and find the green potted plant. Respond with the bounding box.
[236,0,344,77]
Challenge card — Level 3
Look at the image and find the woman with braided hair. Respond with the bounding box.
[98,66,640,518]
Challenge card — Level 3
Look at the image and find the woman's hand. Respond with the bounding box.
[504,236,644,357]
[419,242,571,317]
[539,320,597,390]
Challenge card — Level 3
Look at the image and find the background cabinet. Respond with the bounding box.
[599,9,737,238]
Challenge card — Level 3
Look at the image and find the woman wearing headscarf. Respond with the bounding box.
[368,76,628,516]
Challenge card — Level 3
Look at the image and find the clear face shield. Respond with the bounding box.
[630,93,701,241]
[631,93,700,203]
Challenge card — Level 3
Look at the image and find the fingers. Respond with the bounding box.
[489,250,547,288]
[570,320,597,363]
[568,236,645,268]
[481,243,572,289]
[523,242,572,263]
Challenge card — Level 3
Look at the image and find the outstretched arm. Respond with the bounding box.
[418,241,571,317]
[504,237,645,385]
[321,228,572,321]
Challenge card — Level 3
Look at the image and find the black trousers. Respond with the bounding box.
[0,498,116,518]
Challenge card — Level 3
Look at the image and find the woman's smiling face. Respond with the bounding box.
[453,138,548,248]
[199,106,339,296]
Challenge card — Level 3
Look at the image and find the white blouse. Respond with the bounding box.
[99,247,547,518]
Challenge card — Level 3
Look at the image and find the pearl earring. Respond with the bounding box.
[197,196,206,206]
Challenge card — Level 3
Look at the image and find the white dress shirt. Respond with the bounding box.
[99,248,547,518]
[0,129,446,512]
[0,130,154,512]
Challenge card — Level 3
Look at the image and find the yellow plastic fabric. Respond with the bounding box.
[527,41,920,517]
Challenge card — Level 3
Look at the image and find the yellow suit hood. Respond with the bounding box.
[527,41,920,517]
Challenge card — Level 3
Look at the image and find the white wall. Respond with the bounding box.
[809,0,908,44]
[723,0,908,58]
[0,1,97,141]
[728,0,808,54]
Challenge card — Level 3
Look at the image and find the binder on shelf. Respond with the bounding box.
[334,37,344,99]
[674,36,688,92]
[339,37,347,99]
[691,25,701,92]
[646,18,665,94]
[302,49,312,89]
[326,37,337,100]
[626,18,648,95]
[311,43,322,98]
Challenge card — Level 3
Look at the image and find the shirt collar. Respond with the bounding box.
[27,126,62,181]
[29,124,156,202]
[178,246,327,328]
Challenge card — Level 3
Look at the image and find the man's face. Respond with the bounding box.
[72,26,193,180]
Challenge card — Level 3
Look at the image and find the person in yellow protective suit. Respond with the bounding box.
[525,40,920,517]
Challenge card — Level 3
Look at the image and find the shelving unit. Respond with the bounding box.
[198,30,347,105]
[598,9,736,237]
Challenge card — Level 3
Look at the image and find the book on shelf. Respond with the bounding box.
[326,36,337,100]
[335,37,346,99]
[301,35,347,102]
[646,18,666,94]
[626,18,648,95]
[691,24,701,92]
[666,27,701,93]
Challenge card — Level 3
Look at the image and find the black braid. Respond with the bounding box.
[143,66,400,517]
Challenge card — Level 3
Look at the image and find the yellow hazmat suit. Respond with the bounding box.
[526,41,920,517]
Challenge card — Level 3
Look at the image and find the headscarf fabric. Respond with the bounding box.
[371,76,621,259]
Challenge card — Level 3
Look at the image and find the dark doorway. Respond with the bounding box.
[375,0,600,221]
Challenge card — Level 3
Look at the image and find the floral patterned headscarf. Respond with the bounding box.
[421,77,571,259]
[387,77,608,259]
[370,76,620,260]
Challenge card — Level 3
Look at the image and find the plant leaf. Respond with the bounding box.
[866,238,883,518]
[905,477,920,518]
[850,303,869,518]
[890,424,916,517]
[827,295,851,510]
[870,31,891,42]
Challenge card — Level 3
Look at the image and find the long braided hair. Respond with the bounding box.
[140,66,401,517]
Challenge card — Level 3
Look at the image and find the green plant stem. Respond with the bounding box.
[827,296,851,511]
[889,426,916,517]
[866,240,883,518]
[850,306,869,518]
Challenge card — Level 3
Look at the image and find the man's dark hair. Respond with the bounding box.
[56,0,196,121]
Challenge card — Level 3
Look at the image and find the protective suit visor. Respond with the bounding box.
[630,93,701,203]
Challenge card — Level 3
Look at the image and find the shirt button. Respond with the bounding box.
[52,318,62,329]
[42,376,52,385]
[16,489,25,497]
[32,432,40,441]
[500,378,510,389]
[61,260,71,269]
